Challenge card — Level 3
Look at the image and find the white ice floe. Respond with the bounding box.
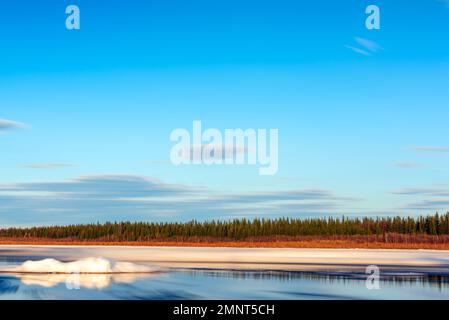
[18,273,155,289]
[8,257,159,274]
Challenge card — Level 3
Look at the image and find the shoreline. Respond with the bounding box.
[2,245,449,271]
[1,239,449,250]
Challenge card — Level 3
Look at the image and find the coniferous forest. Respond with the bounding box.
[1,213,449,243]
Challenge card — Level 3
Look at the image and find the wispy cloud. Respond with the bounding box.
[411,146,449,153]
[391,188,446,195]
[22,163,77,169]
[206,189,356,204]
[0,174,353,225]
[354,37,383,52]
[345,45,371,56]
[394,162,421,169]
[0,119,27,131]
[346,37,383,56]
[392,186,449,211]
[403,199,449,210]
[0,174,193,198]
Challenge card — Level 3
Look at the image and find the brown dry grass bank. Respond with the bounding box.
[2,234,449,250]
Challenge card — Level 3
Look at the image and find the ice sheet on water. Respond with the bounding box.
[4,257,159,274]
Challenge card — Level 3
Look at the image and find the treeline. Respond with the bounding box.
[1,213,449,241]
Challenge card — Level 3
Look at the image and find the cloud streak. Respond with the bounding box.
[0,119,26,131]
[0,174,353,226]
[0,175,193,198]
[354,37,383,53]
[403,199,449,210]
[411,146,449,153]
[391,188,446,196]
[345,45,371,56]
[22,163,77,169]
[394,162,421,169]
[392,186,449,211]
[346,37,383,56]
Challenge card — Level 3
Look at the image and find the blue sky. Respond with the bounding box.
[1,0,449,226]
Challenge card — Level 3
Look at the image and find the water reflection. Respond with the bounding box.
[0,278,20,295]
[180,268,449,289]
[1,268,449,300]
[16,273,156,289]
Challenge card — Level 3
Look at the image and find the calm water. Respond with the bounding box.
[1,262,449,300]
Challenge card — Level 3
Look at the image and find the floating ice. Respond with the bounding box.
[18,273,154,289]
[8,257,159,274]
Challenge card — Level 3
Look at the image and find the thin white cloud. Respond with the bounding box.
[22,163,77,169]
[346,37,383,56]
[0,174,353,225]
[411,146,449,153]
[355,37,383,53]
[394,162,421,169]
[402,198,449,210]
[392,186,449,211]
[345,45,371,56]
[391,187,444,195]
[0,119,27,131]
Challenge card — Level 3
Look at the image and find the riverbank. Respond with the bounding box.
[1,237,449,250]
[2,245,449,271]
